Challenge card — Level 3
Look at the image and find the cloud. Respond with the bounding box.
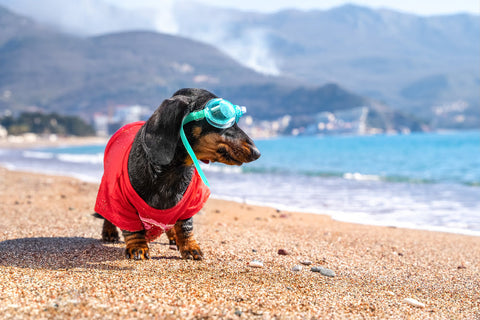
[0,0,174,35]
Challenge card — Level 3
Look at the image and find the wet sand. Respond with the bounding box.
[0,166,478,319]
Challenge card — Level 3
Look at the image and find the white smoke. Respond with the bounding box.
[170,1,281,75]
[180,25,280,76]
[0,0,177,35]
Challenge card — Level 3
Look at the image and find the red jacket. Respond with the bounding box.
[94,121,210,241]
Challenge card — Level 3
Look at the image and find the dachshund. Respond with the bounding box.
[94,88,260,260]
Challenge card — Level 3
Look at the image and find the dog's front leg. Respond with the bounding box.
[174,218,203,260]
[122,230,150,260]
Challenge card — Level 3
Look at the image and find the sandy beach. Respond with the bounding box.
[0,166,478,319]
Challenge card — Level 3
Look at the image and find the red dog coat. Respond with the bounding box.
[94,121,210,241]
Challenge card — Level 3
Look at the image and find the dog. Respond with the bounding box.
[94,88,260,260]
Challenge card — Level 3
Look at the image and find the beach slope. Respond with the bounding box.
[0,167,478,319]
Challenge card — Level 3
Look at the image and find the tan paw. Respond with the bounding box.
[125,244,150,260]
[179,240,203,260]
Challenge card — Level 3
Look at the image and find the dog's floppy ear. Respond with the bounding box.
[141,95,191,166]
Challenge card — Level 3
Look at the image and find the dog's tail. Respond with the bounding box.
[92,212,105,219]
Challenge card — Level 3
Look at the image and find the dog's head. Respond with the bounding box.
[141,88,260,168]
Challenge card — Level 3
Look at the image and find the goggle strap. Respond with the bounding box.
[183,110,205,125]
[179,124,210,188]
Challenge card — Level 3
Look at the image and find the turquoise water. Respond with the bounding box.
[1,131,479,235]
[249,131,480,186]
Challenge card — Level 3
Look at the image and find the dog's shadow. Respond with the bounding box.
[0,237,129,271]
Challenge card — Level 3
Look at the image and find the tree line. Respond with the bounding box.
[0,112,95,136]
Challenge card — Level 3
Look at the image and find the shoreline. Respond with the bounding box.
[0,166,479,318]
[0,135,109,149]
[211,194,480,238]
[3,162,479,238]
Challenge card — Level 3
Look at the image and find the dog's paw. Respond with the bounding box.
[178,240,203,260]
[101,219,119,242]
[125,245,150,260]
[102,229,119,243]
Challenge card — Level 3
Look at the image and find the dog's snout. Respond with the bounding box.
[242,140,260,162]
[250,145,261,161]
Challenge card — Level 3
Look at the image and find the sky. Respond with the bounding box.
[107,0,480,16]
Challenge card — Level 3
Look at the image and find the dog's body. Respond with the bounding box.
[95,88,260,260]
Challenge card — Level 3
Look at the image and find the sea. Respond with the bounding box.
[1,130,479,236]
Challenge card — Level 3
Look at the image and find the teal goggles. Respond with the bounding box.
[180,98,247,187]
[183,98,246,129]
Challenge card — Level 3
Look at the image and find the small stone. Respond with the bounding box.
[234,309,243,317]
[300,260,312,266]
[277,249,289,255]
[291,265,302,272]
[311,266,335,277]
[249,260,264,268]
[403,298,425,308]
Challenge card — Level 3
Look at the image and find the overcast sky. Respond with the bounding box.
[107,0,479,16]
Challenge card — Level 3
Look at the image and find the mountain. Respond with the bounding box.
[0,5,424,136]
[0,6,269,113]
[0,1,478,129]
[174,3,480,129]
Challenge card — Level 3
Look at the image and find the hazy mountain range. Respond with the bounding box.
[0,1,478,133]
[173,3,480,128]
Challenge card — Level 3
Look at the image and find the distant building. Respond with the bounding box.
[0,125,7,139]
[93,105,153,136]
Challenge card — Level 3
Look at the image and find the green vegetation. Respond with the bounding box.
[0,112,95,136]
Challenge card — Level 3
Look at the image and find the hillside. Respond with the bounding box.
[174,3,480,129]
[0,5,424,135]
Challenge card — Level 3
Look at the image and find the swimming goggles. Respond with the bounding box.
[179,98,247,187]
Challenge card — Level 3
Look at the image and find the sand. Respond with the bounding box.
[0,166,479,319]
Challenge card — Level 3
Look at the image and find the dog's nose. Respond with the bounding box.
[250,145,261,161]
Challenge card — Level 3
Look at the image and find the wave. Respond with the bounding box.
[242,165,478,186]
[343,172,381,181]
[56,153,103,164]
[18,148,480,187]
[22,150,104,165]
[22,151,55,160]
[201,163,243,174]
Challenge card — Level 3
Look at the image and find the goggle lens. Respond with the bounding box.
[205,99,237,128]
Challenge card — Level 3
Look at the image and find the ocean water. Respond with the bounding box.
[1,131,479,236]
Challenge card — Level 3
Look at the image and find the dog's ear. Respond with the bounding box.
[141,95,191,166]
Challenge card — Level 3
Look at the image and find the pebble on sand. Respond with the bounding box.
[291,265,302,272]
[277,249,289,255]
[249,260,264,268]
[403,298,425,308]
[311,266,335,277]
[300,260,312,266]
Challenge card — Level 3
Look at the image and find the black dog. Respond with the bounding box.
[94,88,260,260]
